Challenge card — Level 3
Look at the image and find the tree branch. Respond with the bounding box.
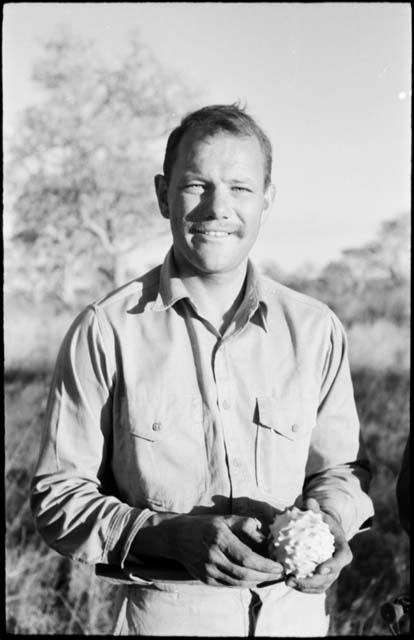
[80,214,115,255]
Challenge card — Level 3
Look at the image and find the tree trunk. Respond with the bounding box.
[55,262,75,310]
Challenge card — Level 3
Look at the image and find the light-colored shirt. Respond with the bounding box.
[31,248,374,586]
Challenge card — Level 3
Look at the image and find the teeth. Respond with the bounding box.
[196,231,230,237]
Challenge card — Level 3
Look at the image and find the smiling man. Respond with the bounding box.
[31,104,374,636]
[154,118,274,334]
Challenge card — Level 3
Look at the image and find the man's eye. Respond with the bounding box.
[183,184,204,193]
[232,186,251,193]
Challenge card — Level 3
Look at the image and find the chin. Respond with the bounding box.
[177,244,247,277]
[196,259,244,276]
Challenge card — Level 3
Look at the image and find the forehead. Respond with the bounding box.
[173,130,265,177]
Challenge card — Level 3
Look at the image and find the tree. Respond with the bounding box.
[308,214,410,327]
[332,214,410,325]
[5,30,198,308]
[261,213,410,328]
[340,215,410,285]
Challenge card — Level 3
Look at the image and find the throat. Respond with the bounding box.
[215,288,246,335]
[182,271,248,335]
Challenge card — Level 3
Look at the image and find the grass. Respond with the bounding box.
[328,369,410,636]
[5,311,410,635]
[5,372,119,635]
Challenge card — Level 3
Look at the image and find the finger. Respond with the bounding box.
[315,564,333,576]
[317,547,352,574]
[228,516,266,545]
[224,534,284,575]
[213,537,284,582]
[224,560,284,584]
[215,549,284,585]
[203,562,245,587]
[322,532,352,566]
[217,543,283,578]
[303,497,321,513]
[290,585,329,594]
[205,551,281,587]
[307,547,349,587]
[212,573,270,588]
[286,573,335,593]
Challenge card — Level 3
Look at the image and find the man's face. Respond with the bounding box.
[155,130,275,278]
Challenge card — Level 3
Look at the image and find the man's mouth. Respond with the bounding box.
[191,228,233,237]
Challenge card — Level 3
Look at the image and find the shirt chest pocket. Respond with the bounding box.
[254,394,312,506]
[127,394,207,511]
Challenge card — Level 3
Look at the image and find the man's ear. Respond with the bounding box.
[260,183,276,225]
[154,174,170,219]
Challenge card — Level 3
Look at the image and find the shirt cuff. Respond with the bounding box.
[320,496,374,540]
[306,491,374,540]
[118,507,155,569]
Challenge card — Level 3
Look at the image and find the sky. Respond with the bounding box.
[3,2,411,272]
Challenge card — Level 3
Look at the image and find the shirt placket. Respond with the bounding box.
[214,338,250,511]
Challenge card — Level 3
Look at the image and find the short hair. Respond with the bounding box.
[163,103,273,188]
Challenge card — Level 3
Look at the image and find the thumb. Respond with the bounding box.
[228,516,265,544]
[303,497,321,513]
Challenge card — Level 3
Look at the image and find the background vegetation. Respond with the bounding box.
[5,32,410,636]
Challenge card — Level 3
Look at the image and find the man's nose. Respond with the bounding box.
[205,187,230,219]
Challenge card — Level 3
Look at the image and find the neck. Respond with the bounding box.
[179,263,249,334]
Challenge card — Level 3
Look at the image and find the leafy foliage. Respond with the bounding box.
[6,30,197,306]
[273,214,410,328]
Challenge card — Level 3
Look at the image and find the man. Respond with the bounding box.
[31,104,374,636]
[381,435,410,634]
[396,435,410,537]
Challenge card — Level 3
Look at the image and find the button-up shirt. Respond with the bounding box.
[31,248,374,585]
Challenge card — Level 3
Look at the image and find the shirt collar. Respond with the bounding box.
[235,260,269,333]
[151,247,268,332]
[151,248,190,312]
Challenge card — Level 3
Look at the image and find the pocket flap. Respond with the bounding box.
[128,394,201,443]
[128,397,171,443]
[130,415,169,442]
[256,395,305,441]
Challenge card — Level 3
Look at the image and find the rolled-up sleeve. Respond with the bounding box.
[30,306,153,570]
[303,311,374,539]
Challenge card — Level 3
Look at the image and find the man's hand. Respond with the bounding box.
[285,498,353,594]
[167,513,284,587]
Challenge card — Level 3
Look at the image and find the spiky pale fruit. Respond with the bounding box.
[268,507,335,578]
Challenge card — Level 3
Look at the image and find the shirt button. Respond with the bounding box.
[291,423,300,433]
[222,400,231,410]
[233,458,242,468]
[152,422,162,431]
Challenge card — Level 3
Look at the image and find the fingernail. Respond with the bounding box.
[319,567,331,574]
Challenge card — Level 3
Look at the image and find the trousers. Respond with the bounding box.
[113,581,330,636]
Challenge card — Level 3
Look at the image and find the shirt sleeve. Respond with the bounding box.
[30,305,154,575]
[303,311,375,540]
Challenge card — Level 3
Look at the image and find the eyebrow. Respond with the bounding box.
[177,173,257,186]
[177,174,205,185]
[181,173,255,181]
